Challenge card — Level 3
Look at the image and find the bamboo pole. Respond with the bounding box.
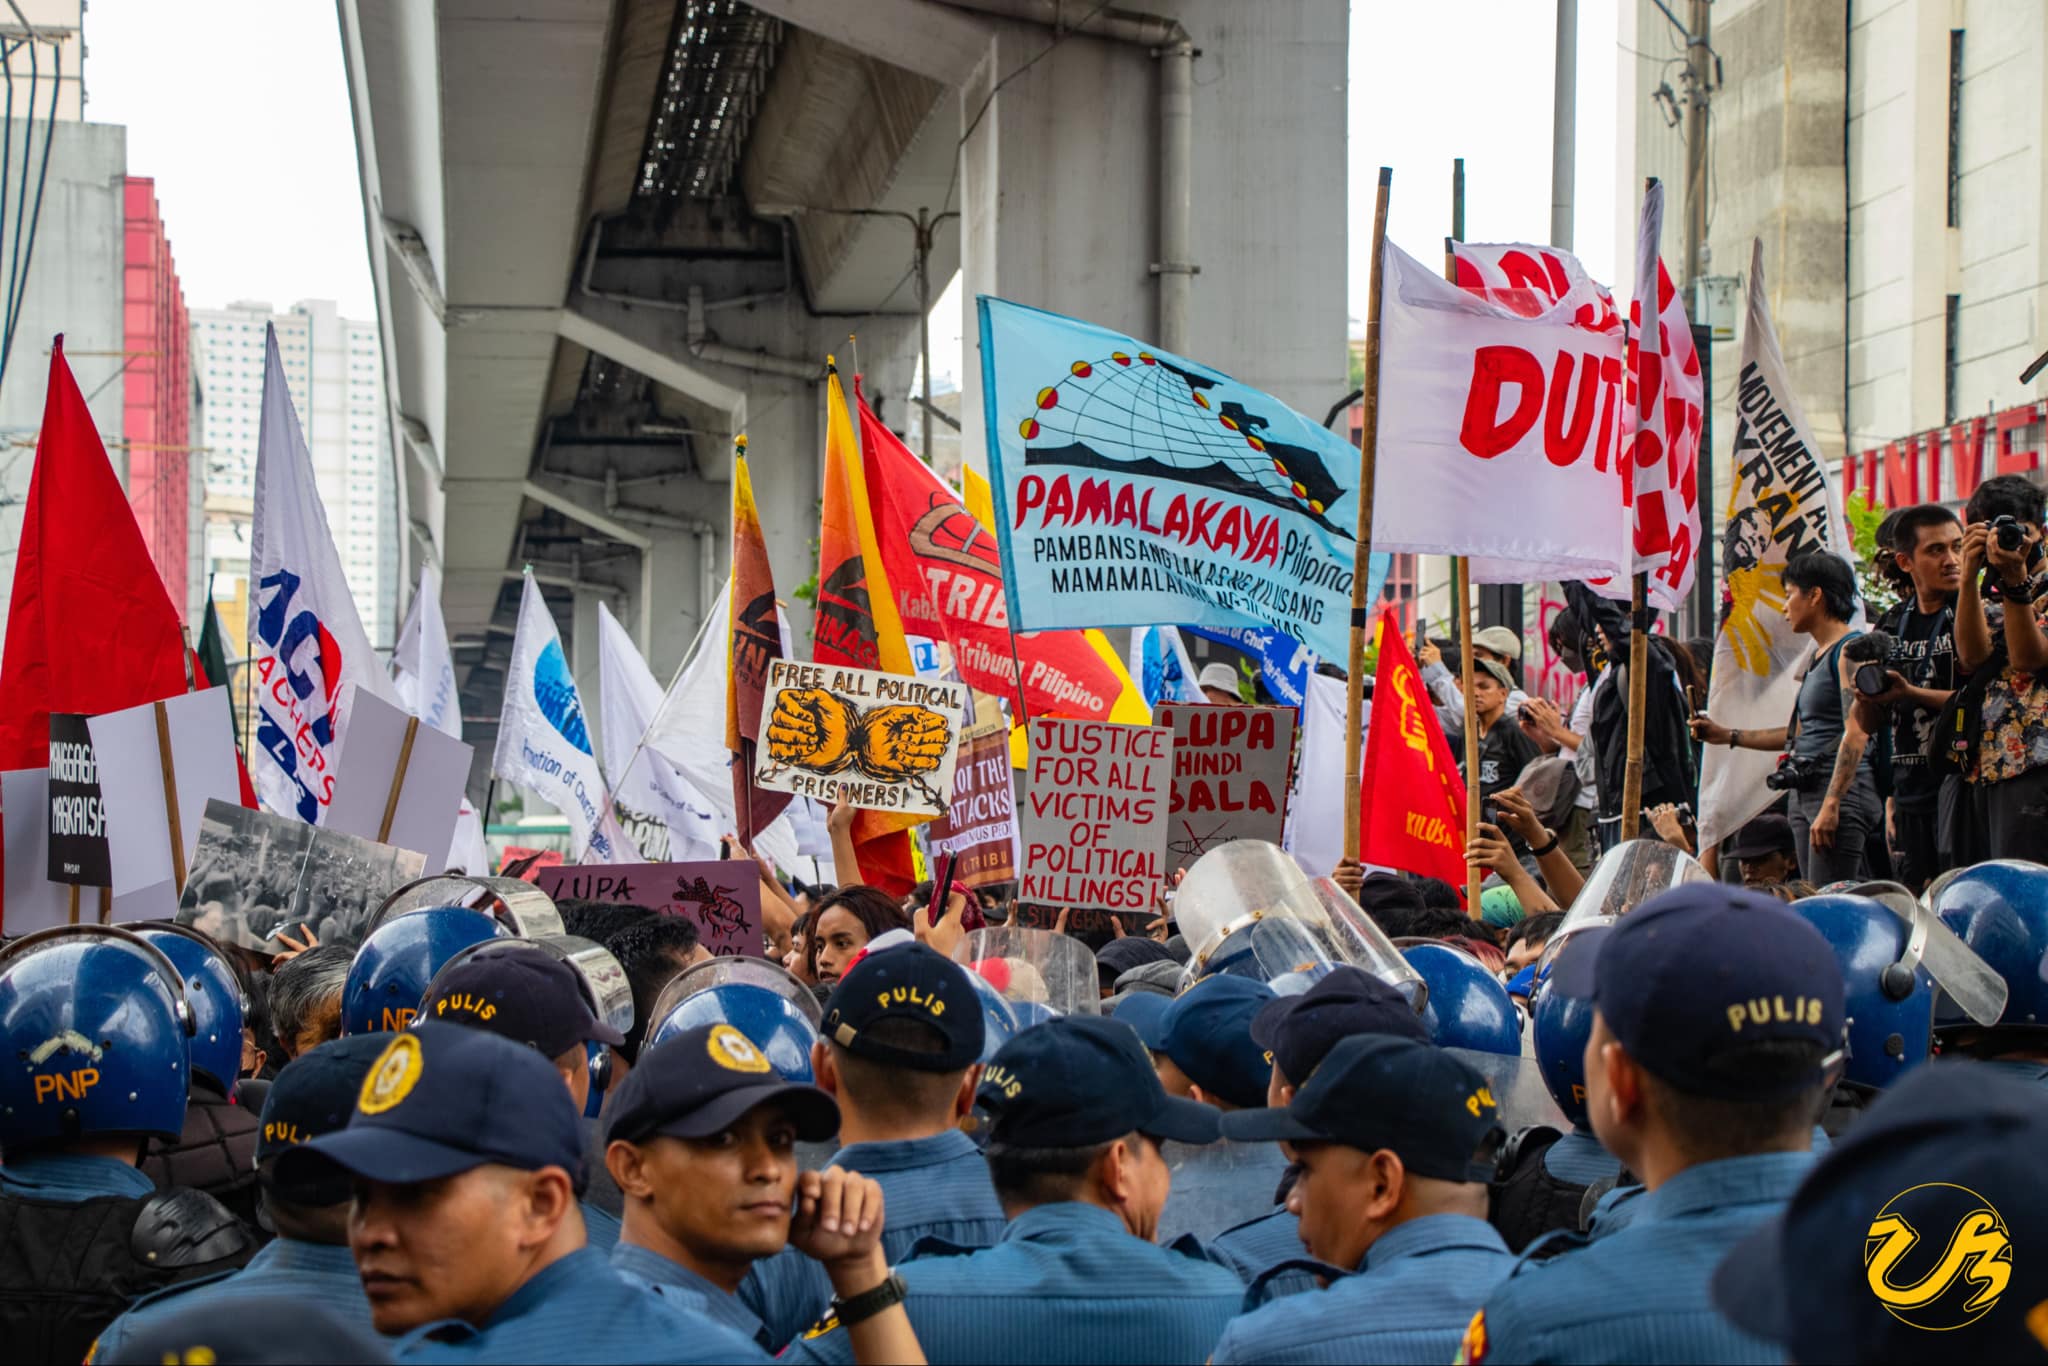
[1342,167,1393,861]
[154,701,187,890]
[1621,571,1650,838]
[1447,161,1482,916]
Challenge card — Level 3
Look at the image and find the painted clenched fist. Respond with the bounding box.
[855,704,951,780]
[765,688,857,772]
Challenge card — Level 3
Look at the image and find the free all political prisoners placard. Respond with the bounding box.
[752,660,966,816]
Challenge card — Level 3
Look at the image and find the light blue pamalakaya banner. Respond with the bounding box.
[979,296,1388,666]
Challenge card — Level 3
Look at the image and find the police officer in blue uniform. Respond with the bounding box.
[1461,885,1846,1364]
[784,1014,1245,1365]
[341,906,505,1036]
[1216,965,1435,1296]
[1120,974,1285,1248]
[133,922,265,1226]
[1932,860,2048,1086]
[275,1022,766,1363]
[0,926,254,1365]
[742,943,1004,1346]
[1711,1060,2048,1363]
[604,1021,928,1366]
[92,1293,393,1365]
[1210,1035,1515,1363]
[414,946,628,1249]
[91,1034,390,1359]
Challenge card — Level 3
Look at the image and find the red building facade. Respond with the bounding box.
[120,177,191,617]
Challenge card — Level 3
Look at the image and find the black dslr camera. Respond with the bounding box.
[1994,514,2028,552]
[1844,630,1896,698]
[1765,753,1828,792]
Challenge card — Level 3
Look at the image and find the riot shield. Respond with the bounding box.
[1446,1047,1569,1134]
[369,875,565,939]
[954,927,1100,1017]
[1154,1137,1293,1246]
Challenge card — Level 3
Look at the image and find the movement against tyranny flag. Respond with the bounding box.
[1357,611,1468,897]
[1376,239,1631,584]
[1620,181,1704,609]
[856,384,1126,723]
[597,599,721,861]
[249,325,395,824]
[1694,240,1855,856]
[978,296,1387,665]
[726,440,791,846]
[814,361,920,893]
[0,339,192,769]
[492,571,616,861]
[392,564,461,740]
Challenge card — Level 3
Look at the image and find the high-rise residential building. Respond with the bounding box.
[1616,0,2048,520]
[194,300,397,653]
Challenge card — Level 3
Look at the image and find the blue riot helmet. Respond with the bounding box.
[0,925,196,1147]
[965,968,1020,1062]
[131,923,249,1098]
[1783,890,1964,1091]
[1932,860,2048,1044]
[342,907,508,1036]
[648,957,822,1081]
[1007,1000,1059,1031]
[1528,839,1715,1128]
[1405,942,1520,1054]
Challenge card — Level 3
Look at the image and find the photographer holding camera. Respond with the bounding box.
[1847,504,1963,890]
[1953,474,2048,860]
[1692,552,1877,883]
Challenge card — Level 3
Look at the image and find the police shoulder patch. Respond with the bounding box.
[360,1033,424,1115]
[800,1311,842,1341]
[707,1023,772,1074]
[1455,1307,1489,1365]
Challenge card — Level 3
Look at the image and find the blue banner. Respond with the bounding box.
[979,296,1389,666]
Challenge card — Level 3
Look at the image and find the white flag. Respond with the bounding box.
[1695,240,1855,855]
[1374,237,1631,585]
[596,600,722,862]
[491,571,616,861]
[248,325,395,825]
[392,564,461,740]
[1128,624,1205,708]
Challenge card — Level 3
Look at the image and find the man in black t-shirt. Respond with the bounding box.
[1469,659,1540,821]
[1855,504,1963,889]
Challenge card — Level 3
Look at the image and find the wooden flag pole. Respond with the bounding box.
[377,716,421,844]
[66,884,78,927]
[1621,571,1650,839]
[97,885,111,926]
[1446,160,1482,917]
[1342,166,1393,862]
[153,700,187,890]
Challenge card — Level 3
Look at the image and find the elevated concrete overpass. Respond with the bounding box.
[337,0,1348,785]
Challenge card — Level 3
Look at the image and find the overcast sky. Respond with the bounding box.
[81,0,1619,361]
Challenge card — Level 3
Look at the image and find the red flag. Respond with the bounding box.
[1358,610,1468,895]
[725,439,791,846]
[853,387,1124,722]
[0,339,190,769]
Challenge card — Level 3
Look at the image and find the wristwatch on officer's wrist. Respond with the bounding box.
[831,1269,906,1327]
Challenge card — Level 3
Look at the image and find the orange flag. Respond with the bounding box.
[813,361,919,893]
[1358,609,1469,898]
[726,438,791,847]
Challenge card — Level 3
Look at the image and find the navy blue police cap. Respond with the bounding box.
[821,942,983,1072]
[1121,974,1275,1109]
[94,1292,392,1365]
[1221,1034,1503,1182]
[1251,965,1430,1084]
[1712,1060,2048,1364]
[1549,883,1844,1101]
[607,1022,838,1146]
[980,1015,1220,1148]
[419,945,624,1057]
[256,1034,392,1207]
[278,1021,586,1190]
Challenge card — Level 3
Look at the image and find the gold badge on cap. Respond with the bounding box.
[707,1023,772,1074]
[359,1033,425,1115]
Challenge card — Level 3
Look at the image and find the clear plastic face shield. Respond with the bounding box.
[952,927,1101,1017]
[1537,839,1713,975]
[648,955,825,1036]
[1171,841,1427,1005]
[1852,880,2007,1028]
[369,876,566,940]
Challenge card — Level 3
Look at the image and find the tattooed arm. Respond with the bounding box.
[1812,649,1870,851]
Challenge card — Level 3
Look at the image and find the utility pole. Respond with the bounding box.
[1550,0,1577,251]
[1683,0,1712,294]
